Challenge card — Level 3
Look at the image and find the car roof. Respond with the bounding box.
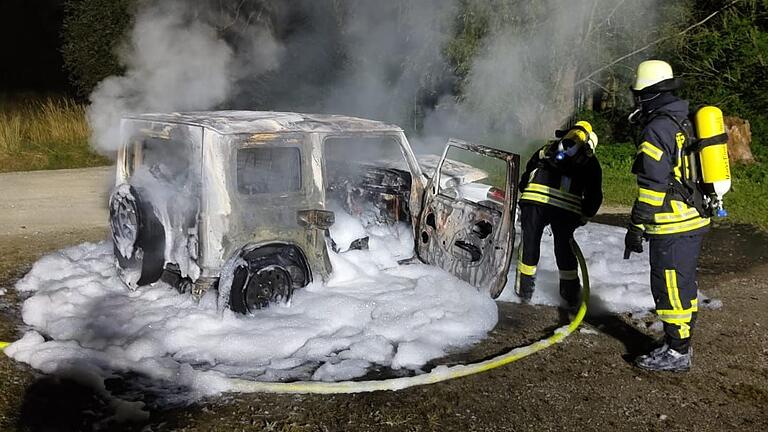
[123,111,403,135]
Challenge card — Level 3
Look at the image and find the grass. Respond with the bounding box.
[598,144,637,207]
[0,96,110,173]
[598,142,768,230]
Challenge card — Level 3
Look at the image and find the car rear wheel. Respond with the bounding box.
[220,244,310,314]
[109,185,166,289]
[229,261,294,314]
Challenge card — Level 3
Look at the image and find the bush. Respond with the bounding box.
[596,143,637,207]
[671,0,768,160]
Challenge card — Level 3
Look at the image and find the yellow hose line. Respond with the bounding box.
[1,242,589,394]
[227,239,590,394]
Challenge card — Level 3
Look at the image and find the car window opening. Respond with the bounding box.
[237,147,302,195]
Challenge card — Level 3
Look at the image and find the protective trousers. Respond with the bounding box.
[649,234,704,352]
[518,204,581,282]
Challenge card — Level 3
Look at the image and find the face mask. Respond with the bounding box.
[555,140,583,161]
[629,90,666,125]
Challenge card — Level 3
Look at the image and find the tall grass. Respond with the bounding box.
[0,97,110,172]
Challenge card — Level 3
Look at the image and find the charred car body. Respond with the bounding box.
[110,111,520,314]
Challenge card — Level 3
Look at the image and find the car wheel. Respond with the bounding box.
[220,244,310,314]
[109,185,166,289]
[228,260,294,314]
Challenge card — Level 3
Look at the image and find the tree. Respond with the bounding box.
[672,0,768,155]
[442,0,669,139]
[62,0,134,97]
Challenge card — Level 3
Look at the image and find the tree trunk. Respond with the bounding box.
[724,116,754,164]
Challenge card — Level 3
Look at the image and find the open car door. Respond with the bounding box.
[416,139,519,298]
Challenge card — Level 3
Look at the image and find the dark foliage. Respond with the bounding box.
[62,0,134,97]
[672,0,768,157]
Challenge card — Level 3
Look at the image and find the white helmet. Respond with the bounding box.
[632,60,682,93]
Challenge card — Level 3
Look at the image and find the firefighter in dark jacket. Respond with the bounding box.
[515,121,602,307]
[625,60,709,372]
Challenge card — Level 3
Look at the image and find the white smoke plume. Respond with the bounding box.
[87,0,660,154]
[320,1,457,127]
[423,0,661,151]
[87,0,281,151]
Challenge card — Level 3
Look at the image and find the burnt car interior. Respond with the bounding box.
[324,136,413,226]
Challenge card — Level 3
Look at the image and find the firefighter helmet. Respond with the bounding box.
[632,60,682,94]
[553,121,596,161]
[564,120,592,144]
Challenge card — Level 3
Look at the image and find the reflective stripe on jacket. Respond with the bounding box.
[519,144,603,217]
[630,99,710,237]
[520,181,583,215]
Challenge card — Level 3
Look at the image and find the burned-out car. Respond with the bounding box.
[110,111,520,314]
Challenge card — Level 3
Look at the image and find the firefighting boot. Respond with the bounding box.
[515,274,535,303]
[559,278,581,309]
[634,344,692,372]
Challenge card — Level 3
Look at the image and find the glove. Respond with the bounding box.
[623,224,645,259]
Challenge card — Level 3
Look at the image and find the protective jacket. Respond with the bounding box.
[519,144,602,217]
[630,98,710,237]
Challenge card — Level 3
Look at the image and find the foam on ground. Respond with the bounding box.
[498,222,655,313]
[7,222,496,402]
[6,220,683,406]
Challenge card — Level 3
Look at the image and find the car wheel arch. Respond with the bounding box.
[217,242,312,314]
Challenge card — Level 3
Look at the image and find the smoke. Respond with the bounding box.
[423,0,660,150]
[424,3,591,143]
[88,0,280,151]
[319,1,457,127]
[88,0,659,154]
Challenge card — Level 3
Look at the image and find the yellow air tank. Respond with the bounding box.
[695,106,731,216]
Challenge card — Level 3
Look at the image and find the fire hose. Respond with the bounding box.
[1,239,590,394]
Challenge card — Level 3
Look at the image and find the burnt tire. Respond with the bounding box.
[229,261,293,314]
[109,185,166,288]
[223,244,310,315]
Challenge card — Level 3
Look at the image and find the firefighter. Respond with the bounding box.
[515,121,602,307]
[625,60,710,372]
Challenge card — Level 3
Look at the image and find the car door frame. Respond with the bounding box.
[416,138,519,298]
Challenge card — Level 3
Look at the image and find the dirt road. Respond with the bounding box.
[0,166,112,236]
[0,168,766,431]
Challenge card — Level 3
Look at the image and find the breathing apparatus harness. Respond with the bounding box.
[641,109,729,218]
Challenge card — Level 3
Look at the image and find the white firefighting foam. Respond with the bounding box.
[6,219,496,401]
[5,219,660,404]
[499,222,656,313]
